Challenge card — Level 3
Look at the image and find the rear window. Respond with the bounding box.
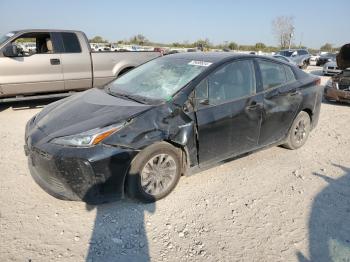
[297,50,308,55]
[258,60,286,89]
[61,32,81,53]
[278,50,294,57]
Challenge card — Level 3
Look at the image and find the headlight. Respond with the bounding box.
[50,122,125,147]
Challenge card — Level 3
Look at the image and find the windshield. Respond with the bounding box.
[278,50,294,57]
[108,57,210,101]
[0,32,15,46]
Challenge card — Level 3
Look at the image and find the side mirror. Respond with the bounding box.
[199,98,209,105]
[3,44,19,57]
[194,98,210,108]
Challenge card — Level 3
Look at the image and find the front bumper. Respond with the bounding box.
[25,135,137,204]
[324,87,350,103]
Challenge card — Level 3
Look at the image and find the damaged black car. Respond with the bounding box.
[25,53,322,203]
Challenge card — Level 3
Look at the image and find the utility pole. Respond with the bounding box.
[288,26,295,50]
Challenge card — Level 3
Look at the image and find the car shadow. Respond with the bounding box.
[85,199,155,262]
[0,98,61,112]
[296,164,350,262]
[84,163,156,262]
[322,99,350,107]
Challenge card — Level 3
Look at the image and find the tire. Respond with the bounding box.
[126,142,182,202]
[283,111,311,150]
[301,60,309,70]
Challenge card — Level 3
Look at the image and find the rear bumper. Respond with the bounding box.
[25,141,137,204]
[324,87,350,103]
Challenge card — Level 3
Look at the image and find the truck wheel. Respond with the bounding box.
[126,142,182,202]
[283,111,311,150]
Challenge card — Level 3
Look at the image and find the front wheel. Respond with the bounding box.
[283,111,311,150]
[126,142,182,202]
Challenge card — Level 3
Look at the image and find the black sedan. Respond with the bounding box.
[25,53,322,203]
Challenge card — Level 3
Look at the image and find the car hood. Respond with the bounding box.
[337,43,350,70]
[34,88,153,138]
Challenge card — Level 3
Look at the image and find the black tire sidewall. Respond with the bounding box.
[127,142,182,202]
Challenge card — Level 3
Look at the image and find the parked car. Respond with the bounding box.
[323,61,341,76]
[316,53,337,66]
[25,52,322,203]
[277,49,311,69]
[0,29,160,102]
[324,43,350,103]
[273,55,297,66]
[109,44,119,52]
[153,47,166,55]
[23,42,37,53]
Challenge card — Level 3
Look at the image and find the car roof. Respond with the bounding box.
[11,29,84,35]
[165,52,257,63]
[279,49,307,52]
[165,52,292,66]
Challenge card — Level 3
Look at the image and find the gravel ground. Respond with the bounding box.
[0,66,349,262]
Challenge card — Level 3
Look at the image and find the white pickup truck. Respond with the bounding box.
[0,29,161,102]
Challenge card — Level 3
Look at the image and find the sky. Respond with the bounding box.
[0,0,349,49]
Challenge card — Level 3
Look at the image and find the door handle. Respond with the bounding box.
[50,58,60,65]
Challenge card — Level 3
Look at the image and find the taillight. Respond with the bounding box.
[315,78,321,86]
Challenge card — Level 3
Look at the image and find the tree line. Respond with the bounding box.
[89,16,342,53]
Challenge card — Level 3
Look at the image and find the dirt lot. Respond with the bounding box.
[0,67,349,262]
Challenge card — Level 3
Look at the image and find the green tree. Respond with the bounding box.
[172,42,181,47]
[129,34,149,45]
[255,42,266,50]
[193,38,212,50]
[89,36,107,43]
[228,42,238,50]
[320,43,333,52]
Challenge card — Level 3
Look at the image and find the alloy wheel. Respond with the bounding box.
[140,154,177,196]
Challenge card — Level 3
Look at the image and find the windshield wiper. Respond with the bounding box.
[108,89,147,104]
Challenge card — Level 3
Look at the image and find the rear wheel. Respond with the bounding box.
[126,142,182,202]
[283,111,311,150]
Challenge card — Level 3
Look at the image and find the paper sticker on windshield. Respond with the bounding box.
[188,60,212,67]
[6,32,15,37]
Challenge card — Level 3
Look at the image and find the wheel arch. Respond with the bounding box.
[117,66,135,77]
[302,108,313,123]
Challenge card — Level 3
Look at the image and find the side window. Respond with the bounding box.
[61,33,81,53]
[284,65,296,82]
[195,79,208,100]
[12,32,53,56]
[258,60,287,90]
[207,60,256,105]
